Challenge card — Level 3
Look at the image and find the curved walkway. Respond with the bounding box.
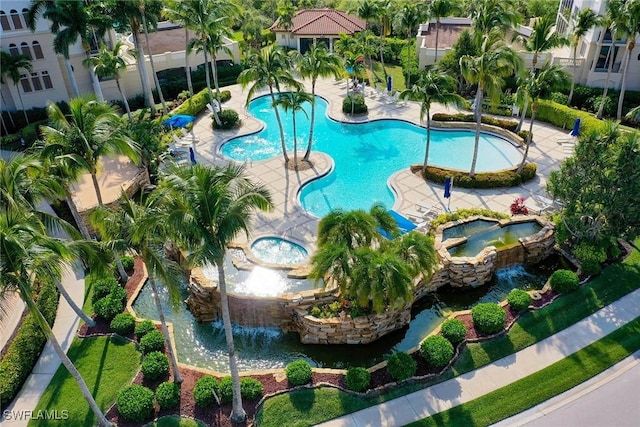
[316,287,640,427]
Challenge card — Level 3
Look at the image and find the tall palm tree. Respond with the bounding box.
[272,90,313,169]
[615,0,640,120]
[84,42,133,121]
[596,0,623,119]
[468,0,522,42]
[90,192,183,383]
[238,46,301,166]
[343,53,366,115]
[568,7,602,104]
[389,231,438,280]
[393,2,424,87]
[139,1,168,116]
[0,51,32,124]
[0,208,111,426]
[400,68,464,173]
[351,0,378,82]
[294,43,343,161]
[162,163,273,423]
[515,62,570,173]
[375,0,393,80]
[163,0,195,98]
[460,29,522,178]
[429,0,461,63]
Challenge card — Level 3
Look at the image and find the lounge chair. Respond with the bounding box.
[562,141,576,154]
[172,134,191,147]
[180,128,200,143]
[415,200,442,216]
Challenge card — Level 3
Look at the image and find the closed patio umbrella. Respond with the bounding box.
[570,118,581,137]
[387,76,392,93]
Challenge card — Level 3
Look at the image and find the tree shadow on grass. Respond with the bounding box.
[288,388,315,413]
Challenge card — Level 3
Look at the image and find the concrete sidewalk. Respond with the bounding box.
[317,287,640,427]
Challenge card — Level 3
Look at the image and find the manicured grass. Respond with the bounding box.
[408,315,640,426]
[147,415,208,427]
[29,336,140,426]
[370,62,406,91]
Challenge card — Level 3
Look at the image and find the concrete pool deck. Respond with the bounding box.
[187,77,571,250]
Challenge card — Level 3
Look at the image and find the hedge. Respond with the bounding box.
[342,94,368,115]
[0,279,59,406]
[218,376,265,403]
[535,100,606,135]
[418,163,537,189]
[431,113,519,132]
[211,109,240,129]
[170,88,231,117]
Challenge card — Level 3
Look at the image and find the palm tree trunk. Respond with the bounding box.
[203,49,222,126]
[141,12,168,116]
[1,91,16,128]
[616,43,633,120]
[469,88,483,178]
[89,65,104,102]
[217,264,246,423]
[56,277,95,327]
[18,282,112,427]
[115,78,133,121]
[65,193,91,239]
[16,85,29,125]
[568,45,578,104]
[597,40,616,119]
[292,111,297,169]
[269,86,289,164]
[132,31,156,115]
[406,31,411,88]
[590,30,605,73]
[64,57,80,98]
[434,21,440,63]
[185,28,194,98]
[516,98,529,132]
[212,53,222,108]
[304,82,316,161]
[149,276,183,383]
[518,104,536,174]
[91,172,104,207]
[423,111,431,171]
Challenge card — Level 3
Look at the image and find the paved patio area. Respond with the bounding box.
[186,77,570,250]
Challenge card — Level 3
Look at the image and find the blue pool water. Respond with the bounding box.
[221,96,522,217]
[250,237,308,265]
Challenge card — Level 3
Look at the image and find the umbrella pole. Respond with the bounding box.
[447,178,453,212]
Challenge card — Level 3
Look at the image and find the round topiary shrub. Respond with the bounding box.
[91,276,119,303]
[342,93,368,115]
[110,312,136,335]
[155,381,180,409]
[386,352,417,382]
[135,319,156,339]
[117,385,155,422]
[549,269,580,293]
[139,330,165,354]
[420,335,454,368]
[141,351,170,381]
[218,376,233,403]
[120,255,135,273]
[211,109,240,129]
[345,367,371,392]
[507,289,532,313]
[94,295,125,320]
[240,377,264,400]
[109,285,128,305]
[471,302,507,335]
[286,359,312,386]
[193,376,219,407]
[440,318,467,344]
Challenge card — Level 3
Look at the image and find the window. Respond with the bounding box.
[30,73,43,91]
[20,42,32,59]
[42,71,53,89]
[595,45,622,72]
[20,74,32,92]
[0,11,10,31]
[18,71,54,92]
[32,41,44,59]
[9,43,20,57]
[10,9,23,30]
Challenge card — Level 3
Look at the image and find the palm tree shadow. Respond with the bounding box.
[289,388,316,413]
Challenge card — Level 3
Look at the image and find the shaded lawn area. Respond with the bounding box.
[256,241,640,426]
[150,416,207,427]
[29,336,139,426]
[408,315,640,427]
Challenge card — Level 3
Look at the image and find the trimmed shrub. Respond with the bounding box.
[141,351,170,381]
[471,302,507,334]
[117,385,155,422]
[431,112,518,131]
[109,285,128,305]
[91,276,120,303]
[240,377,264,400]
[536,99,606,136]
[420,335,454,368]
[121,255,135,273]
[135,319,156,339]
[573,242,607,276]
[549,269,580,293]
[94,294,125,320]
[286,359,312,386]
[155,381,181,409]
[193,376,220,407]
[440,318,467,344]
[342,93,368,115]
[212,109,240,129]
[386,352,417,381]
[550,92,569,105]
[345,367,371,392]
[218,376,234,403]
[171,87,209,116]
[507,289,532,313]
[139,330,165,354]
[110,312,136,335]
[419,163,537,189]
[429,208,509,230]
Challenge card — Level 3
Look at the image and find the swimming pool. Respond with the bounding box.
[221,96,522,217]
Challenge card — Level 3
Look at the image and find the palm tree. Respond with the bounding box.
[389,231,438,280]
[238,46,301,166]
[0,51,32,124]
[429,0,461,63]
[460,29,522,178]
[468,0,522,42]
[343,53,366,115]
[596,0,623,119]
[273,90,313,169]
[84,42,133,121]
[515,62,570,173]
[162,163,273,423]
[568,7,602,104]
[375,0,393,80]
[90,192,183,383]
[163,0,195,97]
[400,68,464,173]
[139,1,169,116]
[294,43,342,161]
[0,208,111,426]
[393,2,424,87]
[615,0,640,120]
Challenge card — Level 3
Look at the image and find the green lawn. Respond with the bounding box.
[147,416,208,427]
[29,336,140,426]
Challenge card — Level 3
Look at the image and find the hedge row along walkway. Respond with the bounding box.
[317,287,640,427]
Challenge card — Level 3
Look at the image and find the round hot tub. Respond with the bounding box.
[250,237,308,265]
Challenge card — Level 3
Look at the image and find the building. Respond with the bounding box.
[270,8,366,53]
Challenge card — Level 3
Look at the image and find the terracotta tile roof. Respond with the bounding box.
[270,8,366,36]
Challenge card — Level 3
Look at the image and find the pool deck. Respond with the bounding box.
[188,77,571,251]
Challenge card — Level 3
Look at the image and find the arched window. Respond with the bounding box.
[0,11,11,31]
[9,43,20,57]
[10,9,22,30]
[42,71,53,89]
[32,41,44,59]
[20,42,32,59]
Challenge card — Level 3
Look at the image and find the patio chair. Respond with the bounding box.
[172,134,191,148]
[562,141,576,154]
[180,128,200,143]
[415,200,442,217]
[404,208,430,222]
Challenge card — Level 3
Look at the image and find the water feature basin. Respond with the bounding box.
[250,237,308,265]
[448,221,543,257]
